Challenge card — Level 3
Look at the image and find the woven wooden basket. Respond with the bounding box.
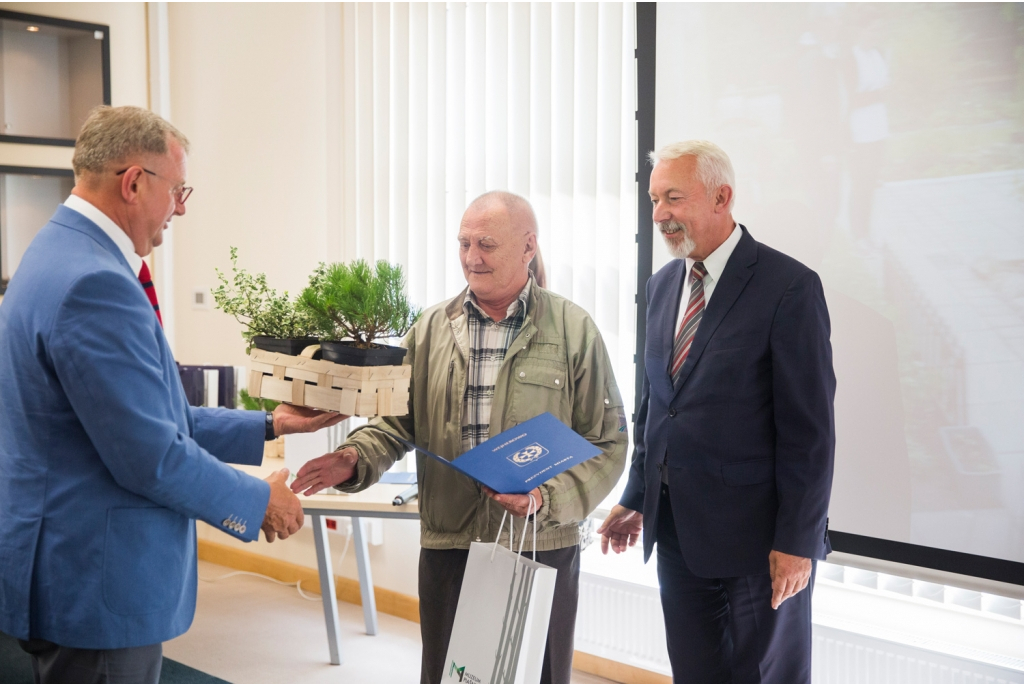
[247,347,410,418]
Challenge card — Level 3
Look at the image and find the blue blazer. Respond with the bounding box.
[0,206,270,649]
[621,227,836,578]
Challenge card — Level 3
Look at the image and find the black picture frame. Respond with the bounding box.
[0,9,111,147]
[632,4,1024,588]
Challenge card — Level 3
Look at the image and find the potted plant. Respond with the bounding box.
[212,247,319,355]
[298,259,420,366]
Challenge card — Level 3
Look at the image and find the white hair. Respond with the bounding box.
[648,140,736,211]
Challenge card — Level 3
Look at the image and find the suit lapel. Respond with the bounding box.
[671,227,758,398]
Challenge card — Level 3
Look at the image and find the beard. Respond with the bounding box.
[657,220,696,259]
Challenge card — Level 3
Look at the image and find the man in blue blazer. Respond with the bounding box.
[0,106,344,683]
[599,141,835,683]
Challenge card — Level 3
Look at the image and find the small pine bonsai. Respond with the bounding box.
[299,259,420,348]
[212,247,317,351]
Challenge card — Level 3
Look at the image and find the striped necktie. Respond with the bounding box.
[669,261,707,388]
[138,261,163,327]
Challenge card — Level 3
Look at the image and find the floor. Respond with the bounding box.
[164,561,611,684]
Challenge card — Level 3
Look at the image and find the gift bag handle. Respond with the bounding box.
[491,494,538,563]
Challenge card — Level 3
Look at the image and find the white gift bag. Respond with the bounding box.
[441,503,557,684]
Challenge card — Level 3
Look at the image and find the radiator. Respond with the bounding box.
[575,572,672,676]
[813,622,1024,684]
[574,573,1024,683]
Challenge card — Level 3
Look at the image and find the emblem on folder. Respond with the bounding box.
[507,442,549,467]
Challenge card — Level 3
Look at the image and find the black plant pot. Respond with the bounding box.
[320,341,407,367]
[252,336,320,356]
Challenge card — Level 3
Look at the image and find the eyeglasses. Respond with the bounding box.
[115,166,193,205]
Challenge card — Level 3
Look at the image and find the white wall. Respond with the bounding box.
[166,3,420,597]
[167,2,334,368]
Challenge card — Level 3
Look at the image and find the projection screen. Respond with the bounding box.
[648,3,1024,576]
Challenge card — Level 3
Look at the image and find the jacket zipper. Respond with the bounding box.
[445,359,455,424]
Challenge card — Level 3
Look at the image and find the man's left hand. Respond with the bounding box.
[769,549,812,610]
[272,404,348,436]
[483,486,542,518]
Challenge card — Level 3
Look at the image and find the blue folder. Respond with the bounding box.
[386,412,601,494]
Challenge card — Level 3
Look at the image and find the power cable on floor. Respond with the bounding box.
[199,522,354,602]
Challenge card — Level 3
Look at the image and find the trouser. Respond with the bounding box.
[418,544,580,684]
[18,638,162,684]
[656,485,815,684]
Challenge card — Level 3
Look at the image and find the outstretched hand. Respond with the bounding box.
[272,404,348,436]
[597,504,643,554]
[261,468,304,542]
[290,447,360,496]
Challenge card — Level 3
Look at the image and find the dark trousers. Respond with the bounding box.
[656,486,815,684]
[18,638,162,684]
[419,544,580,684]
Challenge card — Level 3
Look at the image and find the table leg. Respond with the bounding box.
[312,514,343,665]
[351,516,379,636]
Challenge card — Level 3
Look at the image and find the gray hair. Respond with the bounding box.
[649,140,735,210]
[466,190,538,235]
[72,105,190,178]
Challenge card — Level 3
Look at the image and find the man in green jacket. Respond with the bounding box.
[291,191,628,684]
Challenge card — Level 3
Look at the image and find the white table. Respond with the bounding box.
[235,462,419,666]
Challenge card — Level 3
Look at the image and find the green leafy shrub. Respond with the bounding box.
[238,388,279,412]
[298,259,420,348]
[212,247,317,351]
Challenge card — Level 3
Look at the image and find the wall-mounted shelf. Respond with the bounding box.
[0,9,111,146]
[0,165,74,290]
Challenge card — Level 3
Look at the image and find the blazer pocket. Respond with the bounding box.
[103,507,189,615]
[721,458,775,486]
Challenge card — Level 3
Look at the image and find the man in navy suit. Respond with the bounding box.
[599,141,835,683]
[0,106,344,683]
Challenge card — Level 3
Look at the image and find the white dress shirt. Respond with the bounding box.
[674,224,743,334]
[63,194,144,278]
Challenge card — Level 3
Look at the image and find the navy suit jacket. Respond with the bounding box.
[0,206,270,649]
[621,226,836,578]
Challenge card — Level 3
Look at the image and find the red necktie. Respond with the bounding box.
[138,261,163,327]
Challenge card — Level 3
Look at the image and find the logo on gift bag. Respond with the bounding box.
[507,442,549,467]
[449,660,480,683]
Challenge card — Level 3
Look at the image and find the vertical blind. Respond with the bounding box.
[338,2,638,501]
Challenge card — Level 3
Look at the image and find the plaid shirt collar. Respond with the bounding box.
[462,277,533,323]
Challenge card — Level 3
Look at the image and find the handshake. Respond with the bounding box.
[256,404,350,542]
[261,468,304,542]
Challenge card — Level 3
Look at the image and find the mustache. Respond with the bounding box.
[656,220,687,236]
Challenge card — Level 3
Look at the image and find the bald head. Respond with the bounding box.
[458,191,538,318]
[465,191,538,238]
